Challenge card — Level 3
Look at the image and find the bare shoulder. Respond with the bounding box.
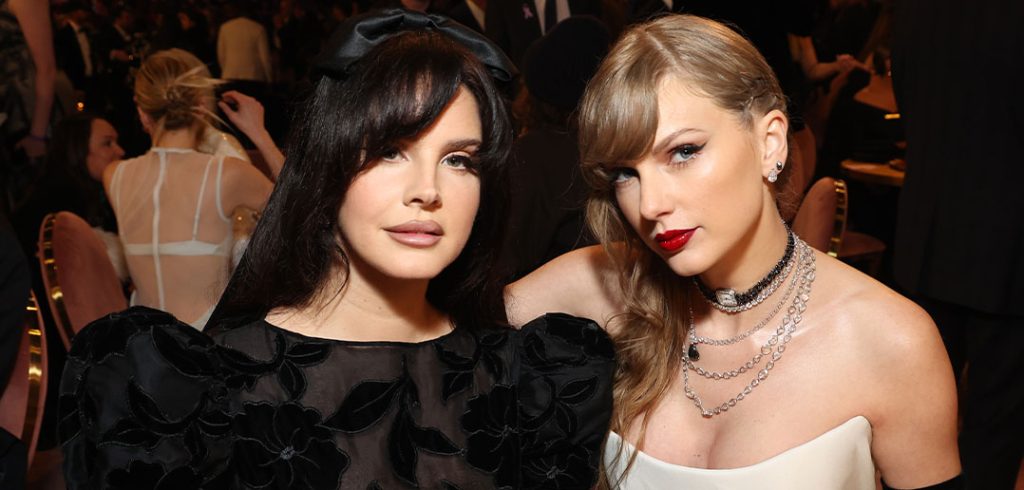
[222,156,271,183]
[505,244,624,330]
[812,256,959,485]
[812,251,954,409]
[220,156,273,208]
[812,252,935,351]
[101,159,126,197]
[808,252,958,483]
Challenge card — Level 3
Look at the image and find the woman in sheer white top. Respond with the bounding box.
[506,15,962,490]
[103,49,271,328]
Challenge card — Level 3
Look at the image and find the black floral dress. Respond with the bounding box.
[59,307,615,489]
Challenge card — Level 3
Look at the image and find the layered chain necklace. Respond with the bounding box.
[681,236,816,418]
[693,231,795,313]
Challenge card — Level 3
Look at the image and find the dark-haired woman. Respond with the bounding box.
[59,10,614,490]
[12,112,123,270]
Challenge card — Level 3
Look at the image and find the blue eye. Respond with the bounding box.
[670,144,705,164]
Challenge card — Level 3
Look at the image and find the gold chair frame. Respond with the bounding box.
[828,179,849,257]
[39,213,74,350]
[22,291,46,468]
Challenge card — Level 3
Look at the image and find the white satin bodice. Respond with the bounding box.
[604,416,876,489]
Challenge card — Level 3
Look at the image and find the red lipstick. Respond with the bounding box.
[654,228,695,252]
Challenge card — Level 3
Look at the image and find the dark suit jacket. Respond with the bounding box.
[500,127,595,279]
[485,0,601,66]
[55,23,90,90]
[892,0,1024,315]
[446,1,485,33]
[0,215,29,393]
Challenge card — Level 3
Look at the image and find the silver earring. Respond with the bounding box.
[767,161,783,183]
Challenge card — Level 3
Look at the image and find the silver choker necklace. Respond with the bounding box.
[681,237,816,418]
[693,230,795,313]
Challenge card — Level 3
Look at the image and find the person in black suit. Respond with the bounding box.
[485,0,600,65]
[446,0,486,33]
[501,16,609,279]
[892,0,1024,488]
[0,212,29,489]
[54,1,99,109]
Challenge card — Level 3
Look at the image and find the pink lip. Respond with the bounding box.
[654,228,696,252]
[384,220,443,248]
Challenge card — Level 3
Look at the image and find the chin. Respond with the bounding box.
[651,245,708,279]
[374,248,461,281]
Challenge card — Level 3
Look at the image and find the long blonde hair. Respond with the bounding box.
[576,15,790,485]
[134,48,222,147]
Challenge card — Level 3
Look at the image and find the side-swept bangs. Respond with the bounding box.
[211,29,512,331]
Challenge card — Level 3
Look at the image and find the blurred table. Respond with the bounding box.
[841,159,905,187]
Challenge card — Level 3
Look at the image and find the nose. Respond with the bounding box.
[113,142,125,159]
[404,160,441,208]
[637,173,672,221]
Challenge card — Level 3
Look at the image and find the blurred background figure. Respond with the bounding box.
[12,112,123,268]
[485,0,602,66]
[54,1,101,112]
[218,1,273,86]
[892,0,1024,488]
[500,16,609,279]
[108,48,271,329]
[0,0,56,214]
[0,211,30,489]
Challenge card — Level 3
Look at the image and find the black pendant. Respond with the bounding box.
[687,343,700,361]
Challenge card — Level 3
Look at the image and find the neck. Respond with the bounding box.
[268,262,449,343]
[698,211,790,294]
[153,127,198,150]
[690,211,794,338]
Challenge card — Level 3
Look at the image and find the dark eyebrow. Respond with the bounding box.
[443,138,482,153]
[651,128,703,155]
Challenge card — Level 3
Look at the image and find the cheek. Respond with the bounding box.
[337,178,384,236]
[614,186,643,230]
[448,178,481,233]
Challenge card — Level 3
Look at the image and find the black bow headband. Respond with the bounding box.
[315,9,517,83]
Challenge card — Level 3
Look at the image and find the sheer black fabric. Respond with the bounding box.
[59,307,615,489]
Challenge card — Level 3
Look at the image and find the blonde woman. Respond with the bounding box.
[104,48,272,328]
[507,15,962,489]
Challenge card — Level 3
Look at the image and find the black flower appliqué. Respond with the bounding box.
[461,384,520,487]
[231,402,349,490]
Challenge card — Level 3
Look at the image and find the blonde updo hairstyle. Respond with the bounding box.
[576,15,793,485]
[134,48,221,146]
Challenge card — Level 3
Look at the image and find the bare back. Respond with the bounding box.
[106,148,270,327]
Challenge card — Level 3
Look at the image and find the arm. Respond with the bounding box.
[11,0,56,158]
[505,245,623,331]
[867,299,962,488]
[217,25,226,69]
[221,157,273,214]
[257,26,272,83]
[792,35,867,82]
[218,91,284,179]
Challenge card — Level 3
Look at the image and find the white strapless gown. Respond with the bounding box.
[604,416,876,489]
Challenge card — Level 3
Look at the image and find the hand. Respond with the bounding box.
[16,135,47,158]
[110,49,131,62]
[836,54,869,75]
[218,91,268,141]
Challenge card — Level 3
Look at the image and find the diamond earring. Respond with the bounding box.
[767,161,784,183]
